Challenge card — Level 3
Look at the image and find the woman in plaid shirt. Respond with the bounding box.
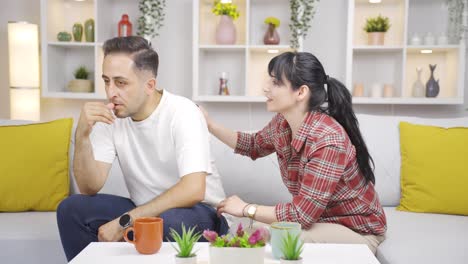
[201,52,386,254]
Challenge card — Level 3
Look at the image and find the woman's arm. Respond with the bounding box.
[200,106,277,160]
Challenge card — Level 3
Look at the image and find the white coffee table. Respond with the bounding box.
[70,242,380,264]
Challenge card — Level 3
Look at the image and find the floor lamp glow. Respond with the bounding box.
[7,21,40,121]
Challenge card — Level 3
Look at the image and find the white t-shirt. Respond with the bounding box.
[90,90,226,207]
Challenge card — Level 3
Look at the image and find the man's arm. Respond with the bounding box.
[73,135,112,195]
[97,171,206,242]
[128,171,206,218]
[74,102,115,195]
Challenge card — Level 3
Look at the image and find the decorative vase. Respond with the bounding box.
[412,67,425,97]
[367,32,384,45]
[67,79,93,93]
[215,15,236,45]
[72,23,83,42]
[84,19,95,42]
[209,246,265,264]
[425,64,440,97]
[353,83,365,97]
[57,31,72,42]
[383,84,394,97]
[263,24,280,45]
[118,14,132,37]
[410,33,422,45]
[280,258,303,264]
[424,32,435,45]
[175,256,197,264]
[370,83,383,98]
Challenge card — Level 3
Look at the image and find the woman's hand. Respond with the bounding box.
[198,105,212,131]
[217,195,248,218]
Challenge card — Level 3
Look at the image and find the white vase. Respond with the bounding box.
[370,83,383,98]
[175,255,197,264]
[209,246,265,264]
[412,67,425,97]
[280,258,303,264]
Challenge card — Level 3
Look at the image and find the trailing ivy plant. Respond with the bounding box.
[445,0,466,43]
[289,0,320,50]
[137,0,166,42]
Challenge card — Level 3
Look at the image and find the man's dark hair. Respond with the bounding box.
[103,36,159,78]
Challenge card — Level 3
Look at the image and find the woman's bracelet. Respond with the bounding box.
[242,203,251,217]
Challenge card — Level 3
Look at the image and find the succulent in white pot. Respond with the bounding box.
[169,224,202,264]
[279,232,304,264]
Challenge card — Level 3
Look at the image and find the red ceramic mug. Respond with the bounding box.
[124,217,163,254]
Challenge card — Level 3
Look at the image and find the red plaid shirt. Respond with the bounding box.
[235,111,386,235]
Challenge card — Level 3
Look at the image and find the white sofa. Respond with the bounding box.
[1,114,468,264]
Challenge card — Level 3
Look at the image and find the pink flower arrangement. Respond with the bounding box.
[203,223,270,248]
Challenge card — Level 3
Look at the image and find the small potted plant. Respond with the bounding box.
[169,224,202,264]
[264,16,281,45]
[279,232,304,264]
[363,14,391,45]
[67,66,93,93]
[204,223,269,264]
[212,0,240,44]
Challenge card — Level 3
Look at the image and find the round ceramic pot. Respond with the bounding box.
[209,246,265,264]
[280,257,303,264]
[175,255,197,264]
[67,79,93,93]
[367,32,384,45]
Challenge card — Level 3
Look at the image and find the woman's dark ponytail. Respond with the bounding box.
[326,78,375,184]
[268,52,375,184]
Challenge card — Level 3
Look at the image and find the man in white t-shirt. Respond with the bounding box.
[57,36,228,261]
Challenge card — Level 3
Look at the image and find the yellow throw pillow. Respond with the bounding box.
[397,121,468,215]
[0,118,73,212]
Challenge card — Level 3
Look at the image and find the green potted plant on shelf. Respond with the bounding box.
[169,224,202,264]
[279,232,304,264]
[67,66,93,93]
[363,14,391,45]
[212,0,240,45]
[264,16,281,45]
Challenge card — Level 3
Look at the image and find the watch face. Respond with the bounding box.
[248,206,256,215]
[119,214,130,227]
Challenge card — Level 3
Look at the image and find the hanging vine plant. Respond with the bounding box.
[445,0,467,43]
[289,0,320,49]
[137,0,167,42]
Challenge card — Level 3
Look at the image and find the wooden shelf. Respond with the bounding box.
[194,95,266,103]
[352,97,463,105]
[48,41,96,47]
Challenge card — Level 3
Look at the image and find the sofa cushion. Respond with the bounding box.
[0,118,73,212]
[398,122,468,215]
[356,114,468,207]
[377,207,468,264]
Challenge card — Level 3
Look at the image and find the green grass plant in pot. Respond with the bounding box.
[279,232,304,264]
[363,14,391,45]
[67,66,93,93]
[169,224,202,264]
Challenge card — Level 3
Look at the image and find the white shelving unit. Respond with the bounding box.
[40,0,140,99]
[346,0,466,105]
[193,0,298,102]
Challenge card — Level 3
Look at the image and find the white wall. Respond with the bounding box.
[1,0,467,129]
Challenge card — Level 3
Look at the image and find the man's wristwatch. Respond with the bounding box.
[119,213,132,229]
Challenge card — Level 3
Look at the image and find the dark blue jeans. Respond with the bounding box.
[57,194,229,261]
